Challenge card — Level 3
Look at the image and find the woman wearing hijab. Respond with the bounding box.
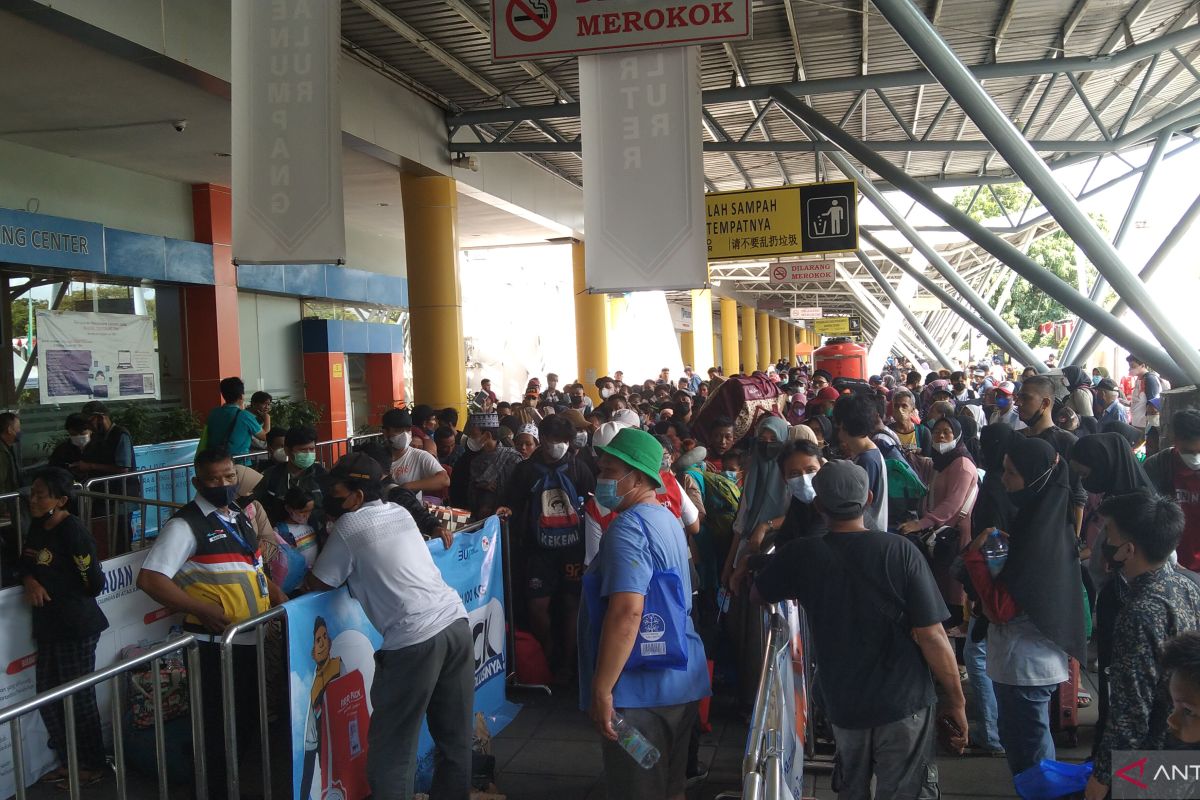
[956,413,983,464]
[962,436,1088,777]
[898,417,979,614]
[804,414,834,458]
[1062,366,1096,420]
[1101,420,1144,450]
[785,392,807,425]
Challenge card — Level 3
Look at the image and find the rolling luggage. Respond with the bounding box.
[1049,657,1081,747]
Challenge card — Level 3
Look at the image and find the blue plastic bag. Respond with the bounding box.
[1013,759,1093,799]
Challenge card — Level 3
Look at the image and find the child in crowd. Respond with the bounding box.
[269,487,318,595]
[721,449,745,486]
[1163,631,1200,744]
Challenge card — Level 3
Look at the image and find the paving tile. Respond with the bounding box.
[502,737,604,777]
[495,771,599,800]
[492,737,526,772]
[532,708,599,742]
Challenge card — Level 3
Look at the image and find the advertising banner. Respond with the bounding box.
[37,311,159,405]
[232,0,345,264]
[285,518,517,799]
[581,47,706,293]
[0,550,182,796]
[491,0,751,62]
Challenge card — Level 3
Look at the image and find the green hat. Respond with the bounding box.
[596,427,664,488]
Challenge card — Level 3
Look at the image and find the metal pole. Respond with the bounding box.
[1061,130,1173,364]
[860,230,1015,356]
[870,0,1200,386]
[771,90,1187,384]
[818,145,1044,367]
[1072,191,1200,364]
[836,269,930,366]
[855,251,956,368]
[187,644,208,800]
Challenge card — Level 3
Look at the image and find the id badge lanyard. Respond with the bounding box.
[214,512,270,598]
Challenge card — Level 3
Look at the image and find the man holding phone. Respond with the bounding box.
[752,461,967,798]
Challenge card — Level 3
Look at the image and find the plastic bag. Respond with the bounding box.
[1013,759,1093,799]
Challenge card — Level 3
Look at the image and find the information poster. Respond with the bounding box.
[37,311,159,404]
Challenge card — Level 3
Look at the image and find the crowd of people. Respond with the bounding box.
[12,350,1200,799]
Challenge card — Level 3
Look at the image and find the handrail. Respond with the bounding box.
[742,601,792,800]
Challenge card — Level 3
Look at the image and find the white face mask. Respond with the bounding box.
[600,388,613,399]
[573,431,589,448]
[1182,452,1200,471]
[465,436,484,453]
[69,434,90,448]
[934,439,958,455]
[545,441,569,461]
[389,432,412,451]
[787,473,816,503]
[272,447,288,463]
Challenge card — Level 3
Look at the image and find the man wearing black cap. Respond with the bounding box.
[1096,378,1128,425]
[307,454,473,800]
[76,400,137,483]
[752,460,967,798]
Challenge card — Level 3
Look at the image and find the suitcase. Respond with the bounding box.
[692,375,785,447]
[1050,657,1081,747]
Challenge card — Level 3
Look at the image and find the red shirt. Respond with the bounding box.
[1173,453,1200,570]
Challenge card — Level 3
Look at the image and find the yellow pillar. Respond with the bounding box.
[720,297,739,374]
[739,305,757,375]
[784,324,794,364]
[679,331,695,367]
[768,317,782,365]
[756,311,771,372]
[690,289,715,375]
[401,173,467,420]
[573,241,609,404]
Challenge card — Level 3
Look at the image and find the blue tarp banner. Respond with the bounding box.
[284,516,518,799]
[130,438,198,541]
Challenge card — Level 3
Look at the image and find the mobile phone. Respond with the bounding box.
[716,587,732,615]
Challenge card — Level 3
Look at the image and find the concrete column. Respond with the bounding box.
[720,297,739,374]
[679,331,695,367]
[400,174,467,420]
[185,184,241,419]
[571,241,610,404]
[740,305,757,375]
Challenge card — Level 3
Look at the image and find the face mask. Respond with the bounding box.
[545,441,569,461]
[465,436,484,453]
[1101,540,1128,573]
[996,396,1011,410]
[573,431,589,449]
[1007,463,1055,506]
[1092,375,1102,385]
[69,434,90,448]
[788,473,816,503]
[389,432,412,450]
[1181,452,1200,471]
[571,396,584,407]
[934,440,958,455]
[595,475,628,509]
[1018,404,1046,427]
[760,441,784,461]
[600,388,613,399]
[198,484,238,509]
[293,451,317,470]
[322,493,348,519]
[723,470,739,481]
[272,447,288,463]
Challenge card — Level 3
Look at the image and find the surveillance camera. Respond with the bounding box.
[173,120,188,133]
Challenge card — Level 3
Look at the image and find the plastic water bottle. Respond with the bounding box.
[981,529,1008,576]
[612,713,661,768]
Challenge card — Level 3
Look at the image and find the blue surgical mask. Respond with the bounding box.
[996,396,1010,409]
[595,473,629,510]
[787,473,816,503]
[723,470,739,481]
[1092,375,1102,386]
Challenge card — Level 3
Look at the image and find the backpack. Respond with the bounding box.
[530,461,584,549]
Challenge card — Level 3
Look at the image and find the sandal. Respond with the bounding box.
[55,768,106,789]
[1078,691,1093,708]
[38,767,68,784]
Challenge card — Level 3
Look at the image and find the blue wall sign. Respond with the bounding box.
[0,209,104,272]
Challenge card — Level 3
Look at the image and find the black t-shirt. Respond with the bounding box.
[500,453,596,548]
[777,498,825,546]
[17,514,109,642]
[1034,426,1088,509]
[754,531,948,729]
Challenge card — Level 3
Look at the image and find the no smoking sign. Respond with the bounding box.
[507,0,557,42]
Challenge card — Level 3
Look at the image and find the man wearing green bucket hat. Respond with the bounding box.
[580,427,710,800]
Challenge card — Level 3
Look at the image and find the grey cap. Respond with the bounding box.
[812,460,869,518]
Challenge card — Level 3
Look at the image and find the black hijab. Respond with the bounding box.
[1102,420,1143,448]
[930,417,973,472]
[806,415,833,446]
[1062,365,1090,392]
[1069,431,1154,496]
[958,415,982,464]
[1001,436,1087,663]
[974,423,1017,535]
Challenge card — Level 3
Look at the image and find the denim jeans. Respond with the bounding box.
[964,618,1002,751]
[993,682,1056,776]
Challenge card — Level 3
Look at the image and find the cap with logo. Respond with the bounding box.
[328,453,383,485]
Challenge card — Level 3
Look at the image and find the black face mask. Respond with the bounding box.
[953,383,966,393]
[760,441,784,461]
[571,397,584,406]
[198,484,238,509]
[1019,403,1046,427]
[1101,540,1127,573]
[322,493,349,519]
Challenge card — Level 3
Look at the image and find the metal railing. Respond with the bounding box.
[738,605,790,800]
[0,634,207,800]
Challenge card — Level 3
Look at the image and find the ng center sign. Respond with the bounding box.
[491,0,752,61]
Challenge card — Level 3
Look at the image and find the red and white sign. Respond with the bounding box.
[491,0,752,62]
[770,261,836,284]
[790,306,823,320]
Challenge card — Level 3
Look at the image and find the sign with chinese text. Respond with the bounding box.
[812,316,862,336]
[706,181,858,261]
[790,307,823,320]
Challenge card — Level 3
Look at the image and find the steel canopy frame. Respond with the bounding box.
[855,251,955,369]
[769,90,1188,385]
[871,0,1200,386]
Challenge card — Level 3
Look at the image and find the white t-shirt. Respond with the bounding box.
[389,447,446,489]
[311,500,466,651]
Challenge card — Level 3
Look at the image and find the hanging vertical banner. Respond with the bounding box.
[232,0,345,265]
[580,47,706,292]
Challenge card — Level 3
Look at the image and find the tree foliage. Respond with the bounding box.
[952,184,1102,348]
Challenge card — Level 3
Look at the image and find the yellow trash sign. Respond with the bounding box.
[706,181,858,261]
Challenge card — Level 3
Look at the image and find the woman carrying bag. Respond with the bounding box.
[580,427,711,800]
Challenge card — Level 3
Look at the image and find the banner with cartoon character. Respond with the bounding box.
[285,517,518,799]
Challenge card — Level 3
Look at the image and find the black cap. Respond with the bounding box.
[328,453,383,485]
[80,400,109,415]
[813,460,869,518]
[381,408,412,428]
[1096,378,1118,392]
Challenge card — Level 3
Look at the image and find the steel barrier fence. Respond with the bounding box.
[0,634,208,800]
